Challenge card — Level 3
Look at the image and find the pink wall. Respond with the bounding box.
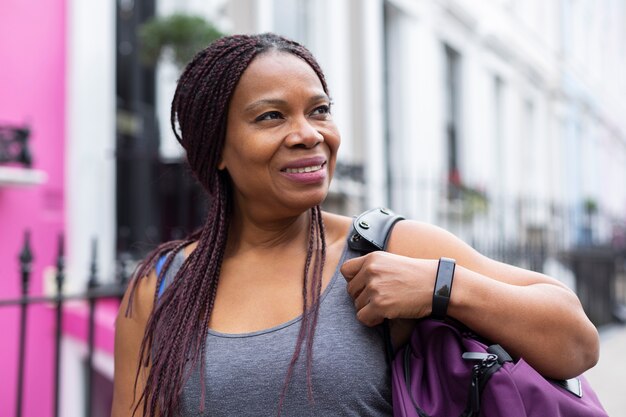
[0,1,66,416]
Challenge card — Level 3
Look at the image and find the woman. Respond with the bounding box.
[111,33,599,417]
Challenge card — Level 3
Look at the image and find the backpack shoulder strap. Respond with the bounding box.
[347,207,405,365]
[348,207,405,253]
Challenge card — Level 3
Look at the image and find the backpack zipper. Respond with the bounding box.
[462,352,500,415]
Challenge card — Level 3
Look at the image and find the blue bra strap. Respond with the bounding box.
[156,255,168,298]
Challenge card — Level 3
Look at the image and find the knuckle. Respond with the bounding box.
[367,279,385,295]
[367,279,379,292]
[369,294,382,308]
[369,293,390,310]
[366,261,384,276]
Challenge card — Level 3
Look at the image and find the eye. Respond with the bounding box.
[311,104,331,117]
[255,111,283,122]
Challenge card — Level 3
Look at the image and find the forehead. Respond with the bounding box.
[230,51,326,106]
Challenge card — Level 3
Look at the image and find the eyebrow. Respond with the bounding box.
[243,94,330,114]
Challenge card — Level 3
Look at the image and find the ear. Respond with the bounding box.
[217,157,226,171]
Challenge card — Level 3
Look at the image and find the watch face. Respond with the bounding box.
[432,258,456,319]
[435,260,455,297]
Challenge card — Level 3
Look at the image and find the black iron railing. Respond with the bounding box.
[560,246,626,326]
[0,232,127,417]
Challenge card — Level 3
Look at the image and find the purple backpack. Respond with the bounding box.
[390,319,608,417]
[349,208,608,417]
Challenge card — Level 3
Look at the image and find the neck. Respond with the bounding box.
[226,205,315,256]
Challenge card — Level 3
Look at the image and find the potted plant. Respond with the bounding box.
[139,13,223,69]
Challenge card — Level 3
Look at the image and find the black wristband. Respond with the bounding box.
[431,257,456,320]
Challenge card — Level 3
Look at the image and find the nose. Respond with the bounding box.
[285,117,324,149]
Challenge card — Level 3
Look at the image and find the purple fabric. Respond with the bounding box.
[391,320,608,417]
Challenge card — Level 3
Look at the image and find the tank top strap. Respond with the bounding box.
[156,250,185,298]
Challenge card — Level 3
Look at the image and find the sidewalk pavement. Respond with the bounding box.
[585,323,626,417]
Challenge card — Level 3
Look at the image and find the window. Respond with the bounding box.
[273,0,310,45]
[444,44,462,194]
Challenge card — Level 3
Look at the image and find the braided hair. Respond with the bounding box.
[126,33,330,416]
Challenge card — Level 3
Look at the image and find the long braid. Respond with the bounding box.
[305,207,321,401]
[277,206,318,414]
[305,206,327,401]
[127,34,332,416]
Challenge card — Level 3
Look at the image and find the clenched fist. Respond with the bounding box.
[340,252,439,326]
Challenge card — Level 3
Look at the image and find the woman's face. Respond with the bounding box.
[220,51,340,217]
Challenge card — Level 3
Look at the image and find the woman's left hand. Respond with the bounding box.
[340,252,438,326]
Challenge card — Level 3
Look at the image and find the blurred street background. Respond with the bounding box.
[1,0,625,416]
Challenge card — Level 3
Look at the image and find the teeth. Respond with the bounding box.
[285,165,322,174]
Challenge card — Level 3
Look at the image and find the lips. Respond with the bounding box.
[285,161,329,174]
[280,156,328,184]
[280,156,327,172]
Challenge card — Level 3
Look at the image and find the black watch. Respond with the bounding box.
[431,257,456,320]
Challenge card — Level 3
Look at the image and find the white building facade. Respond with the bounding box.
[66,0,626,280]
[219,0,626,253]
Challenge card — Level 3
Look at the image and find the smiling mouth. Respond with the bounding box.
[282,162,326,174]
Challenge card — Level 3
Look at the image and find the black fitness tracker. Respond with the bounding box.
[431,257,456,320]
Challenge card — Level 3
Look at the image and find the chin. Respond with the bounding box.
[282,189,329,213]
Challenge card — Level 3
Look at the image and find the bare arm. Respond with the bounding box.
[340,220,599,380]
[111,271,157,417]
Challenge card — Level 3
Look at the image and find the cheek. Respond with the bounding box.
[327,137,340,176]
[222,140,276,186]
[328,129,341,157]
[322,121,341,149]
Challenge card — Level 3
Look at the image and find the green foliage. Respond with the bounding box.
[139,13,223,68]
[447,182,489,222]
[458,185,489,221]
[583,197,598,215]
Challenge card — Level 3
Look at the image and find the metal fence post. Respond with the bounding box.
[16,230,33,417]
[54,235,65,417]
[85,238,98,417]
[117,251,132,300]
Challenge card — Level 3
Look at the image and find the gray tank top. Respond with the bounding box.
[160,237,392,416]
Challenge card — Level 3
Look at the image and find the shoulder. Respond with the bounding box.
[113,269,157,415]
[320,209,460,257]
[321,210,353,245]
[386,218,481,262]
[182,240,198,259]
[116,269,157,331]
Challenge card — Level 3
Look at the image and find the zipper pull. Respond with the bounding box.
[462,352,492,361]
[463,352,498,366]
[470,365,481,413]
[463,352,498,415]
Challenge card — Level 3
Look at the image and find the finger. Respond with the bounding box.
[340,255,368,280]
[356,303,384,327]
[346,267,369,299]
[353,286,370,311]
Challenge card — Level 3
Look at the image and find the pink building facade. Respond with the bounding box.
[1,1,66,416]
[2,0,129,414]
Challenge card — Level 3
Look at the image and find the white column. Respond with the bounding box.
[309,0,353,159]
[66,0,116,287]
[412,8,445,223]
[360,0,387,208]
[255,0,274,32]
